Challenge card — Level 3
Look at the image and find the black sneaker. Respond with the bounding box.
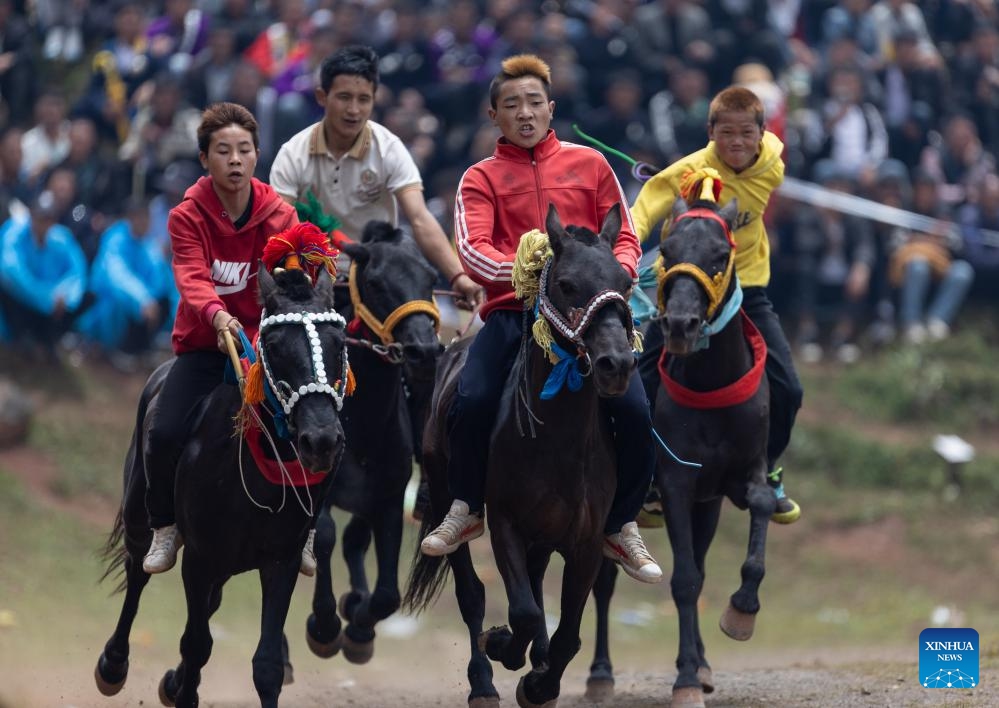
[767,467,801,524]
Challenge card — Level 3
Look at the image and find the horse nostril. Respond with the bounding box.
[594,353,632,376]
[667,315,701,339]
[403,343,438,365]
[299,430,334,462]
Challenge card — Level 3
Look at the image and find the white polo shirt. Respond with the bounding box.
[270,119,423,240]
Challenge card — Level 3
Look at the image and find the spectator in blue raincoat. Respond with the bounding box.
[0,190,93,357]
[78,197,177,359]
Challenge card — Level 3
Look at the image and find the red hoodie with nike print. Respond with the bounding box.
[168,175,298,354]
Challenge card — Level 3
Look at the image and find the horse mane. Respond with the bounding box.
[360,220,403,244]
[562,224,600,246]
[270,267,317,303]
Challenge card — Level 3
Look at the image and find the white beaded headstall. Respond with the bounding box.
[537,258,634,352]
[256,309,350,415]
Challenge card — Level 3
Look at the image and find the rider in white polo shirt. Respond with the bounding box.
[269,45,483,309]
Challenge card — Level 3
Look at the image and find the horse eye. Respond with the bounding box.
[556,278,577,296]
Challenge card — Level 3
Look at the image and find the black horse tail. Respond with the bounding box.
[402,513,451,614]
[98,507,128,594]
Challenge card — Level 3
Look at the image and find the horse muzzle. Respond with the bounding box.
[295,420,345,473]
[592,350,635,398]
[661,312,703,356]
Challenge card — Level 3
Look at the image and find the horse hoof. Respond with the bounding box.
[719,603,755,641]
[697,666,715,693]
[516,676,557,708]
[671,686,705,708]
[94,656,127,696]
[306,625,343,658]
[342,634,374,664]
[469,696,501,708]
[158,670,177,707]
[584,677,614,702]
[283,661,294,685]
[477,625,511,656]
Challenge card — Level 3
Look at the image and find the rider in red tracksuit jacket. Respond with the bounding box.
[419,54,662,584]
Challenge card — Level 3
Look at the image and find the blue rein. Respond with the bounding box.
[694,276,743,351]
[227,328,292,440]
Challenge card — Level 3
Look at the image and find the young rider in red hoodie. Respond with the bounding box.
[420,55,662,584]
[142,102,299,575]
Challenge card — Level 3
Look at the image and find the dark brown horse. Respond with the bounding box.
[405,203,637,708]
[587,195,774,708]
[96,266,348,708]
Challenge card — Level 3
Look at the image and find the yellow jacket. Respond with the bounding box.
[630,131,785,287]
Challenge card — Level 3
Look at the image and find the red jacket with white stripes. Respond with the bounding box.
[454,130,640,320]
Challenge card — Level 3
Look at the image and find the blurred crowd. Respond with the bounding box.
[0,0,996,370]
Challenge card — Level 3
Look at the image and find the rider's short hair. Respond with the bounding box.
[197,102,260,154]
[708,86,765,128]
[488,54,552,109]
[319,45,379,94]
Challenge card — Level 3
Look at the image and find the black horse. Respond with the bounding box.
[587,196,773,708]
[405,204,636,708]
[302,220,442,664]
[95,265,348,708]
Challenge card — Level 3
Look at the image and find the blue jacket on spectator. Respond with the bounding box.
[0,216,87,342]
[77,218,177,350]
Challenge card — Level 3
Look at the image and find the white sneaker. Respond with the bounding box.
[904,323,927,345]
[143,524,182,574]
[603,521,663,583]
[927,319,950,342]
[300,529,316,576]
[420,500,484,556]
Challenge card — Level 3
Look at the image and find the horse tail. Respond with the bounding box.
[402,513,451,614]
[98,506,128,594]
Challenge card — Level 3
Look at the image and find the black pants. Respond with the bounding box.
[639,286,803,471]
[447,309,654,534]
[144,350,227,528]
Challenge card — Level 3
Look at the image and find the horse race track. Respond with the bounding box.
[2,353,999,707]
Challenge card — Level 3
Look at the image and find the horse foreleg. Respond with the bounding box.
[720,475,773,642]
[169,564,218,708]
[690,498,723,694]
[253,560,300,708]
[339,514,375,662]
[307,503,343,658]
[342,494,405,664]
[519,547,602,708]
[585,559,618,702]
[95,550,150,696]
[526,548,551,671]
[450,543,499,708]
[484,522,541,673]
[663,477,707,708]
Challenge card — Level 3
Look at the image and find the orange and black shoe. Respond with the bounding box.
[768,466,801,524]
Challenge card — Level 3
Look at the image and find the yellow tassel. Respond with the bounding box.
[345,366,356,396]
[511,229,552,306]
[679,167,722,203]
[632,328,644,354]
[532,318,558,363]
[244,361,265,405]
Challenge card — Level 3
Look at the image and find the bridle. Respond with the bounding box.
[346,261,441,364]
[256,308,350,416]
[536,256,634,373]
[657,208,737,319]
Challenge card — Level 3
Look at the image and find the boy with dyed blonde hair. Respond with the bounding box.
[421,54,662,583]
[631,86,802,523]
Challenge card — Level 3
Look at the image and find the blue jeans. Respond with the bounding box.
[898,258,975,327]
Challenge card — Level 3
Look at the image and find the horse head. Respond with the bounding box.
[256,264,347,472]
[542,202,636,397]
[339,221,442,385]
[657,197,739,355]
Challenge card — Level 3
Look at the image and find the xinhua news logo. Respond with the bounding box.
[919,628,978,689]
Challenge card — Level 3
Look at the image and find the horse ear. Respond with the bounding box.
[718,198,739,228]
[672,196,689,220]
[340,241,369,265]
[545,203,565,251]
[257,261,276,303]
[598,202,622,248]
[314,267,336,307]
